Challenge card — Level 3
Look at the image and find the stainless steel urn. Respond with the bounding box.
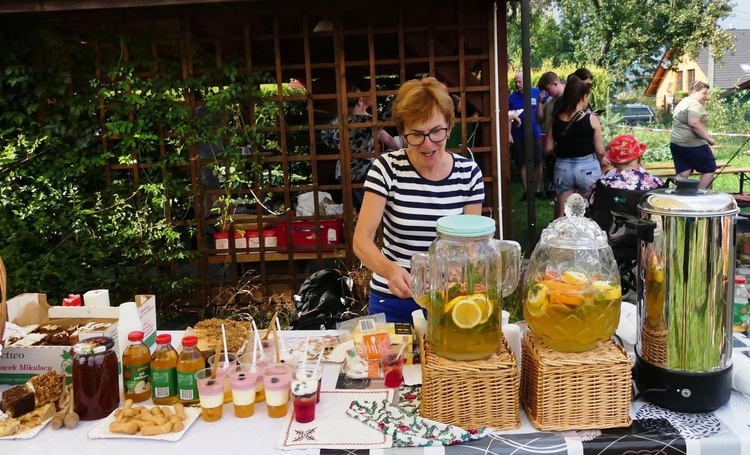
[634,178,738,412]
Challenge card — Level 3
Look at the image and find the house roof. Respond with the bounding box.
[699,29,750,90]
[644,49,674,96]
[646,29,750,96]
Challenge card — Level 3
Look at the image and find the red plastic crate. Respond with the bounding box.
[276,219,344,250]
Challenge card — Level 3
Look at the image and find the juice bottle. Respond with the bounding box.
[151,333,179,405]
[122,331,152,403]
[176,335,205,405]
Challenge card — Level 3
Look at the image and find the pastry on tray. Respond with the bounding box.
[0,402,54,437]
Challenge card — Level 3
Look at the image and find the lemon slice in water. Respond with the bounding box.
[472,294,493,323]
[451,299,483,329]
[526,284,549,317]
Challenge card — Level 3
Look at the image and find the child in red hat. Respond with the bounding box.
[586,134,664,205]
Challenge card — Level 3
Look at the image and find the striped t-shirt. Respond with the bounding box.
[363,149,485,296]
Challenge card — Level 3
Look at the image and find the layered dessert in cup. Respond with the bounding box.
[239,353,268,402]
[230,370,257,418]
[262,363,293,418]
[295,361,323,403]
[291,366,320,423]
[195,368,226,422]
[208,352,238,403]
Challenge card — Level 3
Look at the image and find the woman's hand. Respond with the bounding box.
[386,264,412,298]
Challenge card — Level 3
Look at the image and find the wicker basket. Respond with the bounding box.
[420,334,520,430]
[640,323,668,366]
[520,331,632,431]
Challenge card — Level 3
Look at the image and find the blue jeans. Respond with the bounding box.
[368,290,421,323]
[554,155,602,193]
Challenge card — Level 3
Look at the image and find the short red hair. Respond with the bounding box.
[392,77,455,134]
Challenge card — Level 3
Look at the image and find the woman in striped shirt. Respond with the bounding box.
[353,77,485,323]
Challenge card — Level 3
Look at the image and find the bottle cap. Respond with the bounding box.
[155,333,172,345]
[182,336,198,347]
[127,331,144,342]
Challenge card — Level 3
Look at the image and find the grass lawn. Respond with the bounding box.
[507,180,556,257]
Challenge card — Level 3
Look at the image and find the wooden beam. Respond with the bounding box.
[0,0,262,14]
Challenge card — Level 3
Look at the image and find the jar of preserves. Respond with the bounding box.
[122,331,151,403]
[523,194,622,352]
[411,215,522,360]
[177,335,205,405]
[72,336,119,420]
[151,333,179,405]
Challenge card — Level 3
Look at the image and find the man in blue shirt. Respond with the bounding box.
[509,72,544,201]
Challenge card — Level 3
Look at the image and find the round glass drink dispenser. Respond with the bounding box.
[634,179,738,412]
[522,194,622,352]
[411,215,521,361]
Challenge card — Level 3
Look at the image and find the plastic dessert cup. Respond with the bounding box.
[291,366,320,423]
[208,353,238,403]
[379,341,405,388]
[295,361,323,403]
[262,363,293,418]
[195,368,226,422]
[230,370,257,418]
[239,354,268,403]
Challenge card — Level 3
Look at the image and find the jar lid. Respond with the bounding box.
[127,331,144,342]
[155,333,172,345]
[436,214,495,237]
[639,179,738,217]
[182,335,198,347]
[737,276,746,284]
[71,336,114,355]
[538,194,609,249]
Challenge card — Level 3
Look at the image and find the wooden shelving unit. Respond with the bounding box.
[83,0,501,307]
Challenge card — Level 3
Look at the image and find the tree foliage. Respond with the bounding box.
[508,0,734,88]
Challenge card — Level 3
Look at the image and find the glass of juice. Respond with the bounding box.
[230,370,257,418]
[291,365,320,423]
[195,368,226,422]
[239,354,268,402]
[379,340,405,388]
[208,352,238,404]
[262,363,293,418]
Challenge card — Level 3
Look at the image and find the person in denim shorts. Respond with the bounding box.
[544,74,608,218]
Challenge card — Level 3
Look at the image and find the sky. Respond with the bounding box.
[721,0,750,29]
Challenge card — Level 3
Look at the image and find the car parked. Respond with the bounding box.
[609,103,657,125]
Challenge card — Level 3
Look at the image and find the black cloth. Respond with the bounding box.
[552,113,596,159]
[290,269,358,330]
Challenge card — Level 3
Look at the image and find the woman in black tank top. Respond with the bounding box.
[544,75,608,218]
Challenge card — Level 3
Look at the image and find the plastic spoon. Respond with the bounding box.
[220,323,230,370]
[251,319,261,368]
[302,336,310,370]
[396,343,407,360]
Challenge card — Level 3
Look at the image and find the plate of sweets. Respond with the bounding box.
[0,371,66,439]
[88,400,201,442]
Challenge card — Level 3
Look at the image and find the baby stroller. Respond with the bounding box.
[587,180,666,295]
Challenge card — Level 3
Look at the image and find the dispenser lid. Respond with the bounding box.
[538,194,609,249]
[639,178,738,217]
[436,214,496,237]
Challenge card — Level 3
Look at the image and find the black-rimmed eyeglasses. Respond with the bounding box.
[403,127,449,146]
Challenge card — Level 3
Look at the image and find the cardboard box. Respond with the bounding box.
[0,293,157,385]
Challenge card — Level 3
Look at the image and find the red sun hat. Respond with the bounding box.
[605,134,647,164]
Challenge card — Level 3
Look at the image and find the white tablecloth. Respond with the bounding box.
[4,330,750,455]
